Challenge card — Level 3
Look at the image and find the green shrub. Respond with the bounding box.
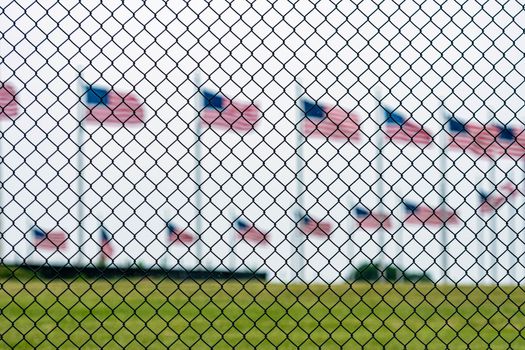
[350,261,432,283]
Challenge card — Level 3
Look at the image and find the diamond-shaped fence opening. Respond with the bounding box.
[0,1,524,348]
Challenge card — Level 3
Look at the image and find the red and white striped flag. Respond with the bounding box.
[485,124,525,160]
[403,202,460,227]
[201,90,260,132]
[32,227,67,251]
[383,108,433,146]
[84,85,145,124]
[478,182,518,215]
[100,227,114,261]
[301,99,361,141]
[297,213,333,238]
[0,82,19,119]
[167,223,195,246]
[234,218,270,246]
[446,117,488,156]
[353,206,393,231]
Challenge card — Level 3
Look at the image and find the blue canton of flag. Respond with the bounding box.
[487,124,525,160]
[84,84,145,124]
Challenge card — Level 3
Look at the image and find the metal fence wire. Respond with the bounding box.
[1,1,525,349]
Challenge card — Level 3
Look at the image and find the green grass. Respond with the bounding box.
[0,276,524,349]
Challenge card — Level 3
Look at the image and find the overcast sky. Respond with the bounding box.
[1,0,524,283]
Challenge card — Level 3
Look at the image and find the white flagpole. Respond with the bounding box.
[508,165,518,283]
[476,176,488,284]
[76,67,86,267]
[161,210,169,270]
[346,199,354,281]
[228,209,237,272]
[476,181,488,282]
[516,158,525,285]
[486,161,497,283]
[396,205,405,277]
[0,119,5,263]
[439,103,451,284]
[374,90,386,276]
[474,111,495,285]
[96,217,104,267]
[0,75,3,263]
[0,73,7,263]
[26,217,33,265]
[192,70,204,270]
[477,162,496,286]
[293,81,306,282]
[486,110,499,284]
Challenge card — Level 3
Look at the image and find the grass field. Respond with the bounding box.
[0,276,524,349]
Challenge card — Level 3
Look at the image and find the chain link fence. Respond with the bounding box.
[1,1,524,348]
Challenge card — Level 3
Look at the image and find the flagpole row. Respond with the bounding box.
[5,69,525,286]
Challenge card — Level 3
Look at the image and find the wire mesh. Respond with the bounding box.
[0,1,524,348]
